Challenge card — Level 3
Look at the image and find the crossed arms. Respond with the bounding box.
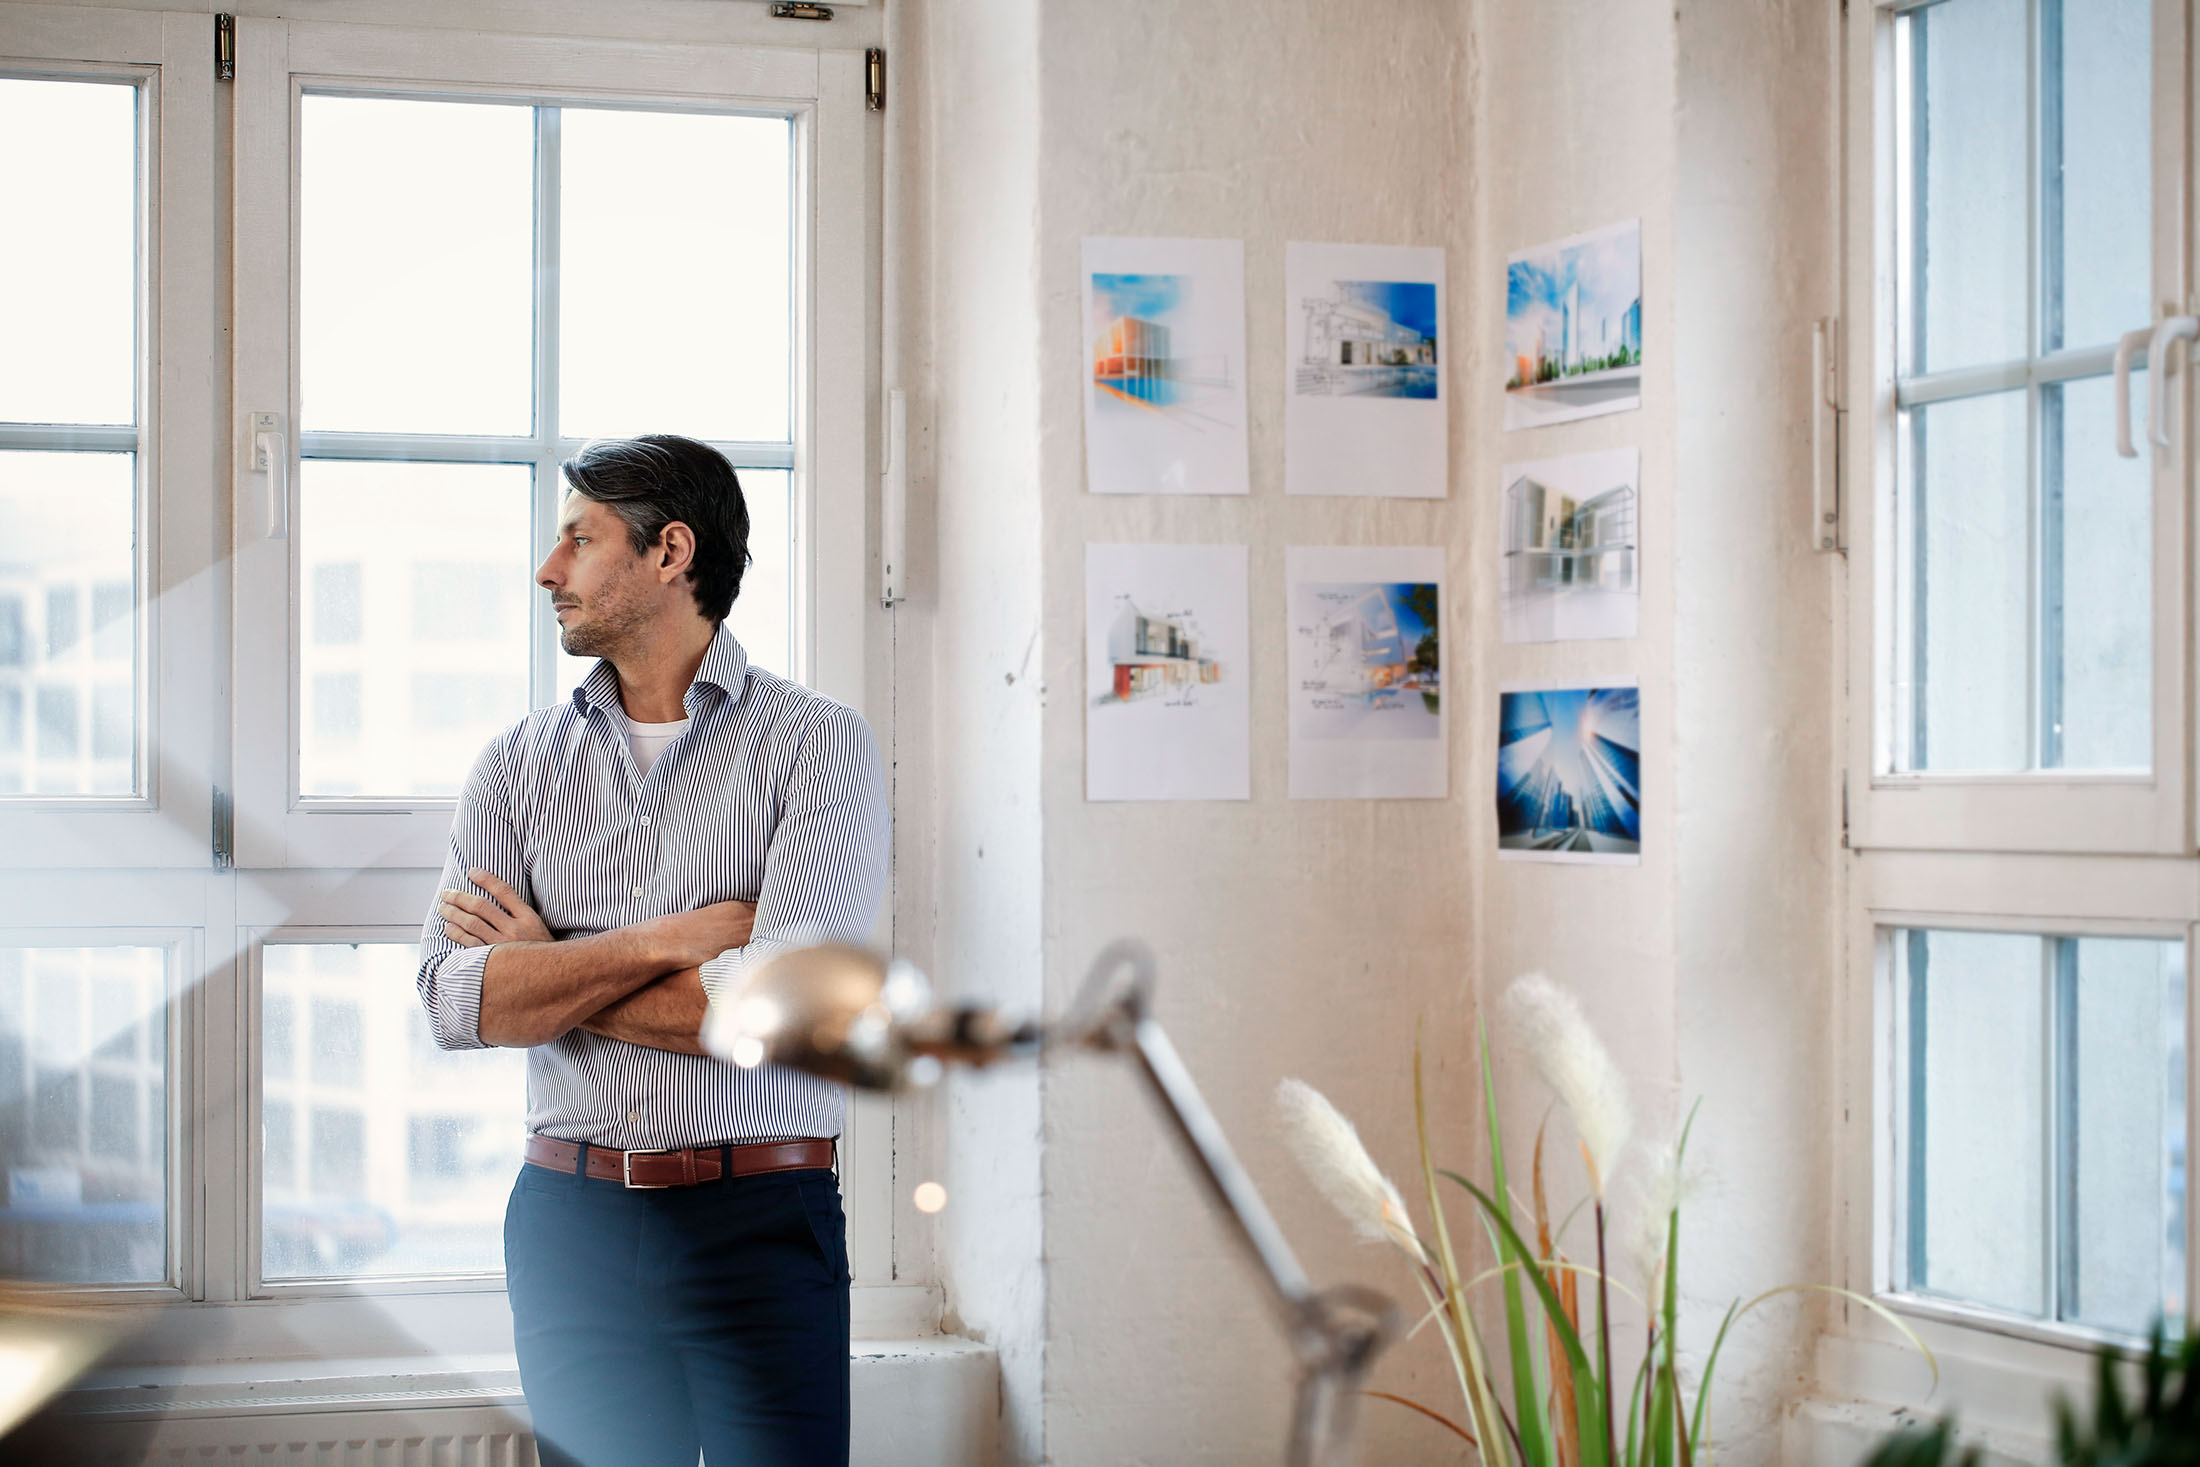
[436,870,750,1056]
[415,701,890,1060]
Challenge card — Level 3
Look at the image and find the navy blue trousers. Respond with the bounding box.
[504,1157,851,1467]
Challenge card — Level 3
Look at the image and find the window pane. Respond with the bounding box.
[298,461,533,798]
[560,109,793,442]
[2070,937,2185,1336]
[0,945,167,1285]
[1904,0,2030,373]
[552,466,793,699]
[262,943,524,1280]
[2046,374,2151,769]
[0,79,135,427]
[1897,392,2029,771]
[1908,929,2048,1316]
[301,96,534,435]
[2050,0,2151,352]
[0,452,138,797]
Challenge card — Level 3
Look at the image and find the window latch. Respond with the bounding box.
[1811,317,1844,553]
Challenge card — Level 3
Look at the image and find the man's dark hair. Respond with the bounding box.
[559,435,751,623]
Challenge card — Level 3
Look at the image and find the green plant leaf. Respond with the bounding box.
[1416,1036,1511,1460]
[1483,1015,1553,1465]
[1447,1169,1610,1467]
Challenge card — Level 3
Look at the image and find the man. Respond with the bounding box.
[415,434,888,1467]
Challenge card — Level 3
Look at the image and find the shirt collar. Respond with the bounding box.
[571,623,750,718]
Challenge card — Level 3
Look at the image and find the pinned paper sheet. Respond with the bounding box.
[1286,546,1446,800]
[1085,543,1250,802]
[1285,242,1447,498]
[1081,237,1250,496]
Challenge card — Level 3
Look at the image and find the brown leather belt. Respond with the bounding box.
[523,1135,835,1189]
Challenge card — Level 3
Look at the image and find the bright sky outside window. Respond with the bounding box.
[0,79,143,802]
[1891,0,2153,774]
[297,95,798,803]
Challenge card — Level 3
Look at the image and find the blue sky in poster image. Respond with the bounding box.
[1093,272,1184,327]
[1341,280,1439,344]
[1496,686,1641,844]
[1504,225,1641,361]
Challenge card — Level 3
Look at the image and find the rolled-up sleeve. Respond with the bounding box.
[417,733,527,1051]
[699,701,890,1005]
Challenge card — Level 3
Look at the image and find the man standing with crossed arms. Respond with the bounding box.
[416,434,887,1467]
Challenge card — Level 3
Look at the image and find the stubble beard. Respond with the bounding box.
[555,588,652,661]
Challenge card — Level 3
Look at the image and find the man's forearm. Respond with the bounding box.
[477,923,682,1048]
[579,967,710,1056]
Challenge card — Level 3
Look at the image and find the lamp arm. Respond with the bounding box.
[1119,1013,1317,1314]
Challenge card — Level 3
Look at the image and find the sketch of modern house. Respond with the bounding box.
[1093,315,1173,402]
[1502,470,1638,635]
[1296,285,1438,397]
[1106,601,1221,701]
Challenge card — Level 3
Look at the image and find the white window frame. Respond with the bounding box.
[1838,0,2200,1371]
[0,9,923,1370]
[228,19,870,871]
[1843,0,2193,857]
[0,5,218,870]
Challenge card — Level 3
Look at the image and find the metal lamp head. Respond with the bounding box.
[701,942,935,1091]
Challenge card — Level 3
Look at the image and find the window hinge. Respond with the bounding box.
[1839,771,1850,849]
[215,14,236,82]
[867,47,886,112]
[212,785,234,870]
[771,3,835,19]
[1811,316,1846,553]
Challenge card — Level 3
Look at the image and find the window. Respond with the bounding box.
[0,78,142,802]
[0,8,899,1369]
[1893,927,2186,1337]
[1846,0,2196,1352]
[260,943,524,1282]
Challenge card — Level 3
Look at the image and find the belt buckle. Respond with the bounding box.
[621,1147,674,1189]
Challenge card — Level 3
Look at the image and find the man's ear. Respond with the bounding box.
[656,521,699,583]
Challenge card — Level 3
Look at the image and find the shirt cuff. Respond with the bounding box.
[427,943,495,1050]
[698,944,753,1008]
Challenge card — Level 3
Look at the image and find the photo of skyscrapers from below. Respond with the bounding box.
[1503,219,1643,430]
[1294,281,1439,399]
[1501,447,1639,643]
[1097,598,1223,706]
[1497,685,1642,862]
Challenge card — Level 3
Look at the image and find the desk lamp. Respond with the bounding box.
[703,938,1398,1467]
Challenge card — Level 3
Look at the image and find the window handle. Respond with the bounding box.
[2114,326,2152,458]
[250,411,288,539]
[2147,315,2199,451]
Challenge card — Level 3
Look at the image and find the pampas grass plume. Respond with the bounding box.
[1274,1077,1425,1263]
[1502,973,1633,1196]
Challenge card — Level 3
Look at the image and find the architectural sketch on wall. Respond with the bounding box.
[1086,542,1249,801]
[1104,600,1222,702]
[1501,447,1640,643]
[1295,281,1438,398]
[1081,237,1250,496]
[1503,220,1643,430]
[1287,545,1446,799]
[1497,684,1641,863]
[1285,242,1446,498]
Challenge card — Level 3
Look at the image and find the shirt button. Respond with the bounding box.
[627,1110,639,1124]
[639,815,652,826]
[632,886,645,899]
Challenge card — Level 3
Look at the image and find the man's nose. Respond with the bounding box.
[535,550,561,589]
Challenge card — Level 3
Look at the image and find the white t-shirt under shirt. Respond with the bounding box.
[623,711,690,779]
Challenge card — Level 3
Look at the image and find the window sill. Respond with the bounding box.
[63,1332,1000,1467]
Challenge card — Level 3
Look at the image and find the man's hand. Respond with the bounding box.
[645,900,757,969]
[439,869,555,948]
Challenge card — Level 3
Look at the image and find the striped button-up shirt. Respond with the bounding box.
[415,625,889,1148]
